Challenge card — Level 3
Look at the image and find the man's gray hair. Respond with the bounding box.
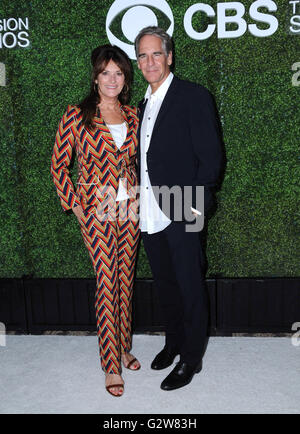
[134,26,173,58]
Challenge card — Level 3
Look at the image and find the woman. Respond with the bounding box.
[51,45,140,397]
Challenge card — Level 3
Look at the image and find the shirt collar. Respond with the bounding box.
[144,72,174,102]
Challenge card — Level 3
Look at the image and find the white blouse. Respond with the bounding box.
[106,122,129,202]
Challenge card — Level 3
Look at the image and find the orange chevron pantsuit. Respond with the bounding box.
[51,105,140,374]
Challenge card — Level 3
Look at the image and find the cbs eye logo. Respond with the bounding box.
[106,0,174,60]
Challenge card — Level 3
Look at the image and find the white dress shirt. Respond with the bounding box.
[107,122,129,202]
[139,73,174,234]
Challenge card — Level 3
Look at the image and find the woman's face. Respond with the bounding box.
[95,60,125,101]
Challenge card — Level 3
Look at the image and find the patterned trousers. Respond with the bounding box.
[79,200,140,374]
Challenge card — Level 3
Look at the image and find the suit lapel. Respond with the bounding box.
[136,98,148,176]
[137,75,179,160]
[120,106,138,152]
[94,104,136,154]
[151,76,179,141]
[137,97,148,142]
[94,107,118,153]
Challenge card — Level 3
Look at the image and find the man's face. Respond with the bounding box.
[137,35,172,91]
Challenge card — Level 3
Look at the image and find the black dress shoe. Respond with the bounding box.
[151,346,179,370]
[160,361,202,391]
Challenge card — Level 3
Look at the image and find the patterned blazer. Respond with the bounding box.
[51,104,139,214]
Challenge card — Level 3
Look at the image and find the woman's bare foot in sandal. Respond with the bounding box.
[121,353,141,370]
[105,373,124,397]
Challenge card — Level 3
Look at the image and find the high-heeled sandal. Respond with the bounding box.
[106,383,124,397]
[105,373,124,397]
[122,354,141,370]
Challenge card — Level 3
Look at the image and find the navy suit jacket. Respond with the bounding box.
[137,75,222,221]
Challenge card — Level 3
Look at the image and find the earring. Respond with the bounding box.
[94,82,98,93]
[122,83,129,94]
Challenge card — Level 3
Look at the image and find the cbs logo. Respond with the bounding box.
[106,0,174,60]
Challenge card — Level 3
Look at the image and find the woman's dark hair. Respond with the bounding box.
[78,44,133,130]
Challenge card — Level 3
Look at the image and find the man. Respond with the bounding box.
[135,27,222,391]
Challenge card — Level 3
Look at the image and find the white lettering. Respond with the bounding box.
[289,0,300,15]
[189,419,197,428]
[18,17,29,31]
[0,17,30,49]
[0,63,5,86]
[290,15,300,32]
[103,419,138,431]
[217,2,247,39]
[0,17,29,32]
[0,32,18,49]
[248,0,278,37]
[184,3,216,40]
[6,18,18,32]
[184,1,279,40]
[17,31,30,48]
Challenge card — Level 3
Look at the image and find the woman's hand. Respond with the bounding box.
[72,204,85,224]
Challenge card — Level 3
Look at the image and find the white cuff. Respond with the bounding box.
[191,207,202,216]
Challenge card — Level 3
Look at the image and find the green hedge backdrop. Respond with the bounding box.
[0,0,299,278]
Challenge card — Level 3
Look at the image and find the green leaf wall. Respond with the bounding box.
[0,0,299,278]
